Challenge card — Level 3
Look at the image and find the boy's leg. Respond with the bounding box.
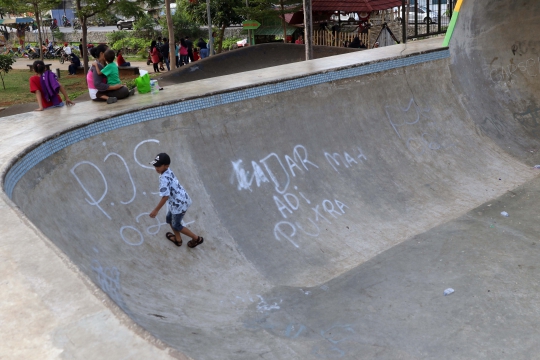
[179,226,198,241]
[172,212,203,248]
[165,211,182,246]
[170,224,182,244]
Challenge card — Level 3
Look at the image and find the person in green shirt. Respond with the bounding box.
[92,49,121,85]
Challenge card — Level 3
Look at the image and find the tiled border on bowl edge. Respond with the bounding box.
[4,48,450,199]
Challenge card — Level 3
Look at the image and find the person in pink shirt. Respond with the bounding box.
[150,40,160,73]
[178,38,189,66]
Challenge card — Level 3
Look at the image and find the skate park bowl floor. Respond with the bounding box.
[3,1,540,358]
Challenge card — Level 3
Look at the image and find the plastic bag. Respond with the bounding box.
[135,73,151,94]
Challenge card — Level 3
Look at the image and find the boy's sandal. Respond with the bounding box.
[165,232,182,247]
[187,236,204,248]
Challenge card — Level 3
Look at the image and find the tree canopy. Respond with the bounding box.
[179,0,244,52]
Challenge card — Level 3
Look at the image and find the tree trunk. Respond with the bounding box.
[280,0,287,42]
[82,16,89,74]
[165,0,175,69]
[303,0,313,60]
[217,24,226,53]
[34,4,44,61]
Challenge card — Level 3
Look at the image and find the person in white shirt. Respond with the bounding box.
[63,42,72,55]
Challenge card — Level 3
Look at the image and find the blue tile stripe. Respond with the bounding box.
[4,49,449,199]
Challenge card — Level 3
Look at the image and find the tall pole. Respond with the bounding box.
[246,0,251,45]
[303,0,313,60]
[401,0,406,44]
[165,0,175,69]
[206,0,213,56]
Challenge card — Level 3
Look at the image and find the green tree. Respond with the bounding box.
[132,13,162,40]
[180,0,244,53]
[74,0,160,73]
[170,8,204,40]
[0,54,15,90]
[0,0,61,60]
[236,0,301,42]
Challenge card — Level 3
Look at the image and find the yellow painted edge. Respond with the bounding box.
[454,0,464,13]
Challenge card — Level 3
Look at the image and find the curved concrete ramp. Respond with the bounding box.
[3,0,540,358]
[159,43,360,85]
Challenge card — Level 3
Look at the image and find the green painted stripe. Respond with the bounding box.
[442,10,459,47]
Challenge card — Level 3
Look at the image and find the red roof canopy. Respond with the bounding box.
[312,0,402,13]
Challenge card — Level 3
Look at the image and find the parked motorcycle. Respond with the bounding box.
[27,46,40,59]
[59,49,70,64]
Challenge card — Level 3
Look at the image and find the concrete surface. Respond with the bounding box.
[159,43,362,85]
[2,0,540,359]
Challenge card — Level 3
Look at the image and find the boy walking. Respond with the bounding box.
[149,153,204,248]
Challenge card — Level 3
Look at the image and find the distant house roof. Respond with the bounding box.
[255,25,298,36]
[312,0,402,12]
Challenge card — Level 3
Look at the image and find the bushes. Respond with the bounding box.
[221,37,243,51]
[107,30,150,57]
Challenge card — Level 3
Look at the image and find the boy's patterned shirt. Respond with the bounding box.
[158,168,192,214]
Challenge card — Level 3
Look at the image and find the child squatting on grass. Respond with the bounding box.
[149,153,204,248]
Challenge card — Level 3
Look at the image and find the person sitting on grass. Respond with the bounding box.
[92,49,135,101]
[29,60,74,111]
[116,50,131,67]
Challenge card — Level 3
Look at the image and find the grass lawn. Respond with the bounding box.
[0,69,140,108]
[124,55,147,62]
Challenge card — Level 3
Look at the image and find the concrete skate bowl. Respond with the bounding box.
[5,0,540,358]
[159,43,360,85]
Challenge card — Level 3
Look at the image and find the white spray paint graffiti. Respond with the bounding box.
[386,98,454,154]
[71,139,195,247]
[231,144,363,248]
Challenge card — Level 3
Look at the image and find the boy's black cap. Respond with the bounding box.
[150,153,170,167]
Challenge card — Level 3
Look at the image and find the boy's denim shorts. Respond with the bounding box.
[166,211,185,231]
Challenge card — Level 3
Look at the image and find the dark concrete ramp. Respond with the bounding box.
[7,0,540,359]
[159,43,360,85]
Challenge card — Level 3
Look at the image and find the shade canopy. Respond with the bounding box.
[255,25,298,36]
[312,0,402,13]
[0,17,35,26]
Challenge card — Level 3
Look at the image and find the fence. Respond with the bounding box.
[404,0,455,39]
[313,29,370,48]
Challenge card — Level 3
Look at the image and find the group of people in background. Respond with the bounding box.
[149,36,210,73]
[28,34,215,109]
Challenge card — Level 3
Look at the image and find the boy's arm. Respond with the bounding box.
[93,62,103,75]
[150,196,168,218]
